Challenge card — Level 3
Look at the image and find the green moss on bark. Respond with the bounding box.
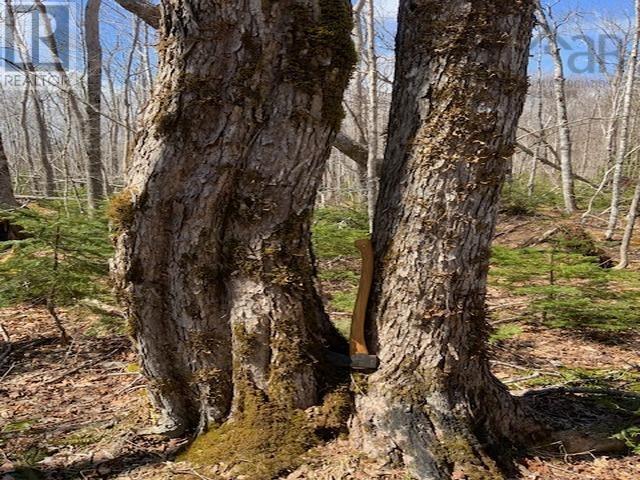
[287,0,356,130]
[106,188,137,232]
[180,399,314,480]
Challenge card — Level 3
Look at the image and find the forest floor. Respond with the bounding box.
[1,207,639,479]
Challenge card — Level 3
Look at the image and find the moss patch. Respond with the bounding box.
[287,0,356,130]
[106,188,136,232]
[179,401,316,480]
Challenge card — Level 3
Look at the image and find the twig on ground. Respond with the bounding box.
[495,221,533,239]
[504,373,541,384]
[487,300,529,312]
[0,337,56,367]
[548,463,577,475]
[492,360,532,372]
[0,324,9,342]
[489,316,526,326]
[170,467,215,480]
[0,362,16,382]
[492,360,563,379]
[521,227,560,248]
[43,348,121,385]
[79,299,125,318]
[115,375,144,395]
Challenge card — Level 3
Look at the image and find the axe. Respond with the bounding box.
[348,238,379,371]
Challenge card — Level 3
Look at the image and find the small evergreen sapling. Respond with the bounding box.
[0,202,113,341]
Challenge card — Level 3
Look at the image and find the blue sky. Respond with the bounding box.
[375,0,633,17]
[561,0,630,13]
[374,0,636,78]
[15,0,631,81]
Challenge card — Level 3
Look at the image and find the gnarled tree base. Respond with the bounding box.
[352,370,546,480]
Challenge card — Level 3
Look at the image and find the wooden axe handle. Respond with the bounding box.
[350,238,374,356]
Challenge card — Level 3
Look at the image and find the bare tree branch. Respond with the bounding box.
[114,0,160,29]
[333,132,367,168]
[516,142,596,188]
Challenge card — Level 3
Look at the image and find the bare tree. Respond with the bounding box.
[121,16,142,171]
[536,2,577,213]
[6,0,56,196]
[85,0,105,208]
[606,0,640,240]
[617,177,640,268]
[18,84,39,193]
[528,38,545,197]
[365,0,379,229]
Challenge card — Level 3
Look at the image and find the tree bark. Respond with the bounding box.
[537,3,577,213]
[114,0,354,435]
[85,0,105,208]
[352,1,540,478]
[0,131,17,207]
[606,0,640,240]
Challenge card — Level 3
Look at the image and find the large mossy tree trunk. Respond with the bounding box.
[113,0,354,436]
[353,1,540,478]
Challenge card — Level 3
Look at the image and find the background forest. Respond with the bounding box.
[1,0,640,479]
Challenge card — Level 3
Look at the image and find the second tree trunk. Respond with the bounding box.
[353,1,540,479]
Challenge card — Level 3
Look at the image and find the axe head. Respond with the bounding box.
[350,353,379,371]
[325,350,379,371]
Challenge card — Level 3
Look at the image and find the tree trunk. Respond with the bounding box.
[537,4,576,214]
[85,0,105,209]
[0,131,17,207]
[352,2,369,198]
[606,0,640,240]
[19,84,39,194]
[616,176,640,269]
[114,0,354,436]
[352,1,540,478]
[6,0,56,196]
[528,40,545,198]
[365,0,379,230]
[122,15,141,174]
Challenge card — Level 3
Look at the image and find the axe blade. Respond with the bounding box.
[350,353,379,371]
[325,350,379,371]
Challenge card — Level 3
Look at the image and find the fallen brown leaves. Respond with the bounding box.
[0,210,639,479]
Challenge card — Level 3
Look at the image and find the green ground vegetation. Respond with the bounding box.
[0,202,113,308]
[490,244,640,332]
